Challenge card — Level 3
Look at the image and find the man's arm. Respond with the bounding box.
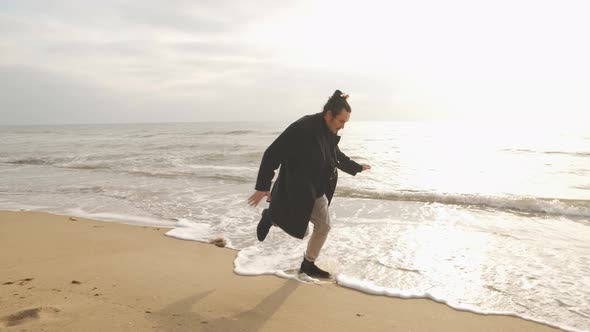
[254,122,302,192]
[336,146,367,176]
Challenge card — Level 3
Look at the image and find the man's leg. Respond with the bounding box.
[300,195,332,278]
[305,195,331,262]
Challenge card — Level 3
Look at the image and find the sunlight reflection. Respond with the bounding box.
[383,213,494,303]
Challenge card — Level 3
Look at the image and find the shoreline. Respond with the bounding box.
[0,210,563,331]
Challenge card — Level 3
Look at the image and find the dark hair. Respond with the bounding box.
[322,89,351,116]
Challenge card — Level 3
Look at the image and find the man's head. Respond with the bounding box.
[322,90,351,134]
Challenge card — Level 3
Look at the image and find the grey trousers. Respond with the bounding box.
[304,195,331,262]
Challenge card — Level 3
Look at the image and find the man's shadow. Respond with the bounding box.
[153,280,299,331]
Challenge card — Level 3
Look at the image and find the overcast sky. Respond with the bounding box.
[1,0,589,125]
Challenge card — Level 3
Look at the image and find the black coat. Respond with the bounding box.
[255,113,362,239]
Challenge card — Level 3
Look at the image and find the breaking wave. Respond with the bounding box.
[337,188,590,218]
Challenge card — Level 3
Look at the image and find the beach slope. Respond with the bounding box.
[0,211,560,331]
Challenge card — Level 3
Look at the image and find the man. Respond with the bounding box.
[248,90,371,278]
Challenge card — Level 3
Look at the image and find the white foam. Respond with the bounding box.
[0,201,54,212]
[233,247,287,276]
[186,164,258,171]
[63,208,174,227]
[165,218,234,248]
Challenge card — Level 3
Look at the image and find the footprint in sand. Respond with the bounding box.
[0,306,61,327]
[18,278,34,286]
[2,278,34,286]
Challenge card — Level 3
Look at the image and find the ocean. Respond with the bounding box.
[0,121,588,331]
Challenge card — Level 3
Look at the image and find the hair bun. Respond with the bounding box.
[331,89,349,100]
[323,89,352,114]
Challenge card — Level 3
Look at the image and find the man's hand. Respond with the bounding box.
[361,164,371,171]
[248,191,271,207]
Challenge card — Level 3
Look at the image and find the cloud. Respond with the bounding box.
[0,65,132,125]
[0,2,286,97]
[0,62,404,125]
[1,0,589,125]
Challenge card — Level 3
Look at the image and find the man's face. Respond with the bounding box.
[324,109,350,134]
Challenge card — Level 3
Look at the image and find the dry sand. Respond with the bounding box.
[0,211,561,331]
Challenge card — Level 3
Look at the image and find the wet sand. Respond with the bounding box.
[0,211,562,331]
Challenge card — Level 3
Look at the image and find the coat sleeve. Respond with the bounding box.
[255,122,302,191]
[336,145,363,176]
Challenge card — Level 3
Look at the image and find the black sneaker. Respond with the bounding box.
[256,209,272,242]
[299,258,331,279]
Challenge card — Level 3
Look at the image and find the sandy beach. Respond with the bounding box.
[0,211,562,331]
